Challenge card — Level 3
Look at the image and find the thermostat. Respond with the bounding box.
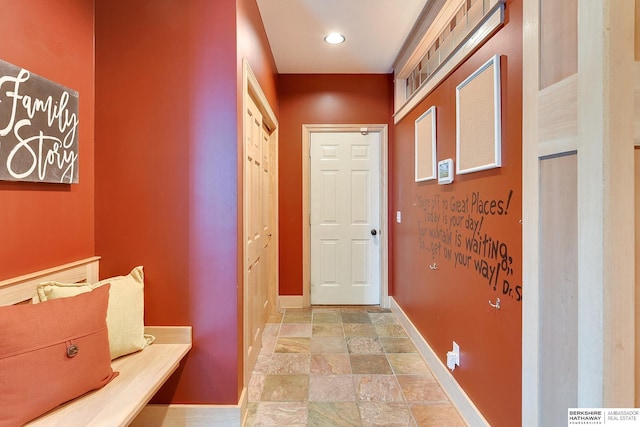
[438,158,454,185]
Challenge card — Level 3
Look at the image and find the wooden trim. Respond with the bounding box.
[0,256,101,306]
[577,0,635,406]
[278,295,304,309]
[521,0,541,424]
[301,124,389,308]
[390,297,489,426]
[132,404,242,427]
[635,148,640,407]
[634,62,640,146]
[539,73,578,146]
[635,0,640,61]
[393,0,448,76]
[394,5,504,124]
[145,326,192,345]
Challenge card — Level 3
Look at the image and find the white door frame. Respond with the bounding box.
[302,124,389,308]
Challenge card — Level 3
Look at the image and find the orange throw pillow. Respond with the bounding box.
[0,284,117,426]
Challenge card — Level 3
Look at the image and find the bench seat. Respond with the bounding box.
[26,326,191,427]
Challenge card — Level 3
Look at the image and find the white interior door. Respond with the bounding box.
[310,131,380,305]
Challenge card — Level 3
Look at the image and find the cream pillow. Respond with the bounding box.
[37,266,155,360]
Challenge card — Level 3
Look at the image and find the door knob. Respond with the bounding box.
[371,229,377,236]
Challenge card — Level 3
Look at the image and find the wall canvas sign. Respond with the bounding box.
[0,59,79,184]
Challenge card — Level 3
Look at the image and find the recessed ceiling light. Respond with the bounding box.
[324,32,345,45]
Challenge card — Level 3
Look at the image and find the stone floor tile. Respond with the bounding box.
[253,353,272,374]
[410,403,467,426]
[346,336,384,354]
[308,402,361,427]
[354,375,404,402]
[368,312,399,325]
[341,311,372,324]
[387,353,431,375]
[366,307,392,313]
[260,374,309,402]
[313,311,343,324]
[244,402,258,426]
[312,323,344,337]
[358,402,417,427]
[311,353,352,375]
[311,336,348,353]
[343,323,377,337]
[267,353,311,375]
[252,402,308,426]
[350,354,393,375]
[266,312,283,323]
[380,337,417,353]
[248,373,266,402]
[309,375,356,402]
[397,375,449,403]
[374,323,407,337]
[283,310,313,324]
[280,323,313,337]
[260,337,276,355]
[262,323,280,337]
[274,337,311,353]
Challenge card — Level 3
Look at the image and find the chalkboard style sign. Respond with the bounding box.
[0,59,79,184]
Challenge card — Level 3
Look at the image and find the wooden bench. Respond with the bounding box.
[0,257,192,427]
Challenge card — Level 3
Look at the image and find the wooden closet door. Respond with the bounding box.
[523,1,635,425]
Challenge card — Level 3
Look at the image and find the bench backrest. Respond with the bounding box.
[0,257,100,306]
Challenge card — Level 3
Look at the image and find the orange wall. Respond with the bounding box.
[95,0,277,404]
[390,1,523,425]
[238,0,279,109]
[0,0,95,279]
[277,74,394,295]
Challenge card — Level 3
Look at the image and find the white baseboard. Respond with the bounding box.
[389,297,489,427]
[278,295,304,309]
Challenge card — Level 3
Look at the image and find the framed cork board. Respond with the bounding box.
[415,106,437,182]
[456,55,501,174]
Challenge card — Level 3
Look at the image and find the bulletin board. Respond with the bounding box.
[415,106,436,182]
[456,55,501,174]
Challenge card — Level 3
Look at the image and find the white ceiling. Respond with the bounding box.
[256,0,430,74]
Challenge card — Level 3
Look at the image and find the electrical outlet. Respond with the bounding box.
[447,341,460,371]
[396,211,402,223]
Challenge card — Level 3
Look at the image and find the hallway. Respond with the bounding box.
[245,307,466,426]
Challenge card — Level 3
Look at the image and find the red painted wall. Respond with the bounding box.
[391,1,522,425]
[95,0,277,405]
[238,0,279,110]
[0,0,95,279]
[277,74,394,295]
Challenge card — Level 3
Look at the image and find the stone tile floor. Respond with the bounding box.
[244,307,467,426]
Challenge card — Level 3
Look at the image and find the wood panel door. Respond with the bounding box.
[309,131,381,305]
[243,92,275,384]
